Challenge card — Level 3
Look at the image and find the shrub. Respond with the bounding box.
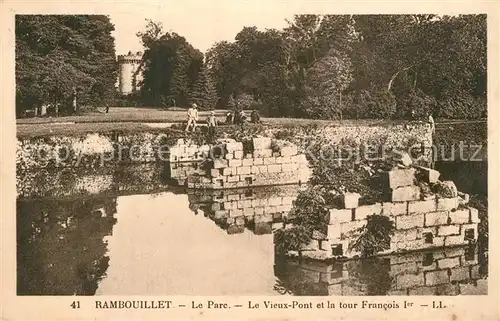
[349,215,396,257]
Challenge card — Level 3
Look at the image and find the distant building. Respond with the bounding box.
[117,51,144,95]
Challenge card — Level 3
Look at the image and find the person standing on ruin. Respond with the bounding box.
[206,110,218,141]
[185,103,199,132]
[428,112,435,134]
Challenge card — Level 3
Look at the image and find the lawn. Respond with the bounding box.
[16,107,487,144]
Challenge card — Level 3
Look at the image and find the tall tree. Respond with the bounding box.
[16,15,117,115]
[140,29,204,107]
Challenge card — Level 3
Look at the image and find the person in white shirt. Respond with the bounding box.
[428,113,435,134]
[185,103,199,132]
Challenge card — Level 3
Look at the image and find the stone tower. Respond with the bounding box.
[117,51,144,95]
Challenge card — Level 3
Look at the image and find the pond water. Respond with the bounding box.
[17,161,487,296]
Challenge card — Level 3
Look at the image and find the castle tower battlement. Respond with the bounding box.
[117,51,144,95]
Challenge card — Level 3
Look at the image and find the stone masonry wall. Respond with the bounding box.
[286,162,479,260]
[187,137,310,190]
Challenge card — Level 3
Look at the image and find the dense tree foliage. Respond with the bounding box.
[17,14,486,119]
[138,20,214,108]
[205,14,486,119]
[16,15,117,116]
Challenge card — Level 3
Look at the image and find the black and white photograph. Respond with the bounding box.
[2,2,497,319]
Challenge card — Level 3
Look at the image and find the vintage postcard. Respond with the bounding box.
[1,0,499,320]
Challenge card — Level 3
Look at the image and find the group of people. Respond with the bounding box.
[184,103,262,133]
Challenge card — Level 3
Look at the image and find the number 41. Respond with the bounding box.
[71,301,81,309]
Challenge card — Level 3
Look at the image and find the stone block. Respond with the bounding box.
[243,207,255,216]
[255,214,273,223]
[470,265,480,279]
[408,286,437,295]
[390,262,418,276]
[227,193,240,201]
[253,157,263,165]
[214,210,229,219]
[227,175,239,183]
[327,208,353,225]
[252,137,272,150]
[272,222,284,230]
[277,204,292,213]
[237,199,252,208]
[281,163,296,172]
[443,247,465,258]
[210,168,221,177]
[229,209,243,217]
[225,142,243,152]
[437,257,460,269]
[237,166,251,175]
[396,273,424,289]
[435,284,459,295]
[408,199,436,213]
[228,159,242,167]
[327,224,342,240]
[253,149,273,158]
[386,168,416,189]
[320,240,332,251]
[355,203,382,221]
[257,165,268,174]
[224,153,234,160]
[235,216,245,226]
[254,206,264,215]
[437,197,459,211]
[264,206,278,214]
[396,213,424,230]
[392,186,421,202]
[437,225,460,236]
[444,235,467,247]
[268,164,282,173]
[213,159,228,169]
[415,166,441,183]
[222,168,232,176]
[469,207,479,223]
[281,145,298,156]
[425,270,449,286]
[282,196,295,205]
[449,209,470,224]
[392,229,418,243]
[342,192,360,209]
[268,197,282,206]
[234,150,244,159]
[450,266,470,282]
[425,211,449,227]
[382,202,408,216]
[263,157,276,165]
[242,158,253,166]
[301,250,331,261]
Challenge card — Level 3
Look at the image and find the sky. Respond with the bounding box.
[109,2,298,55]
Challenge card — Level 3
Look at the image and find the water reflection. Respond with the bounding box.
[17,196,117,295]
[274,245,487,296]
[187,185,302,235]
